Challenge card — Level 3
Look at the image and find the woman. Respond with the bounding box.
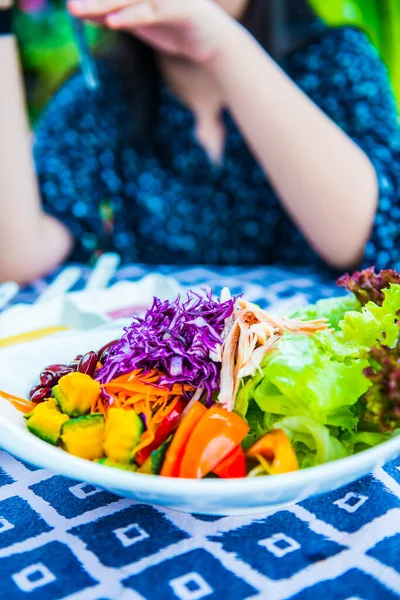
[1,0,399,282]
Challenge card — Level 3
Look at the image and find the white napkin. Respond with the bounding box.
[0,273,183,339]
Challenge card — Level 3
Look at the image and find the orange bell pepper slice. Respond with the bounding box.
[212,445,246,478]
[161,401,207,477]
[246,429,299,474]
[178,406,250,479]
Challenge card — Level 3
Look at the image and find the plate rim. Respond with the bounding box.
[0,410,399,498]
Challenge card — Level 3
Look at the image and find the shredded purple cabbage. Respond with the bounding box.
[97,290,235,404]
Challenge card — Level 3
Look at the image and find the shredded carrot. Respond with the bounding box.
[132,430,155,456]
[134,399,145,414]
[98,371,193,454]
[153,397,178,424]
[6,400,33,415]
[145,393,152,423]
[101,369,192,397]
[90,395,99,413]
[0,390,33,405]
[95,401,108,416]
[101,382,189,395]
[106,371,140,385]
[134,372,159,384]
[0,390,34,414]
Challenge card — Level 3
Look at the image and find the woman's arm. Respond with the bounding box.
[0,31,71,283]
[207,24,379,269]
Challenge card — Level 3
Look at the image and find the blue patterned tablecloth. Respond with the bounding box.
[0,265,399,600]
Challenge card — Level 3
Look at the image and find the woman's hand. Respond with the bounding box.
[67,0,238,63]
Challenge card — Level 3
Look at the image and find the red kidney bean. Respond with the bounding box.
[29,384,45,399]
[67,361,79,371]
[78,351,98,376]
[40,370,58,388]
[98,340,118,364]
[58,367,75,378]
[31,387,52,404]
[44,364,66,374]
[99,349,110,365]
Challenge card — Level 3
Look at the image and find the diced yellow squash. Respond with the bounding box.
[61,414,105,460]
[96,458,137,471]
[26,398,69,445]
[103,408,143,465]
[53,372,100,417]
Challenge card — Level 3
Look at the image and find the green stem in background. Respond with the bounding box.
[14,7,105,122]
[378,0,400,111]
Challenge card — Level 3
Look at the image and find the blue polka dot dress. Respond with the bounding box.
[34,26,400,269]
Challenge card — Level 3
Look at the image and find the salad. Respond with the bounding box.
[2,266,400,480]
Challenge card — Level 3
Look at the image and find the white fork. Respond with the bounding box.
[36,266,82,304]
[0,282,19,312]
[85,253,121,291]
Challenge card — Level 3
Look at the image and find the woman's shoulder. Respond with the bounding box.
[34,61,130,144]
[286,24,398,126]
[287,24,388,75]
[310,24,379,51]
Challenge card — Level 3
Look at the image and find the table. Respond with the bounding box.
[0,265,399,600]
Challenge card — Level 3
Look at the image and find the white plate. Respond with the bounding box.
[0,327,399,516]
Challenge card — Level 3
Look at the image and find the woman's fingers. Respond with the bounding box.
[68,0,193,24]
[84,16,107,26]
[67,0,228,62]
[106,2,156,28]
[68,0,145,18]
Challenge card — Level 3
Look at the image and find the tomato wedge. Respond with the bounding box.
[246,429,299,474]
[161,401,207,477]
[179,406,250,479]
[136,398,187,466]
[212,445,246,478]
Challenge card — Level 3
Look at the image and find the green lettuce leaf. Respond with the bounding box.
[253,377,305,419]
[325,405,359,431]
[260,334,370,422]
[340,430,389,454]
[276,416,348,466]
[241,400,279,451]
[314,284,400,360]
[339,285,400,349]
[291,294,360,330]
[235,371,264,419]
